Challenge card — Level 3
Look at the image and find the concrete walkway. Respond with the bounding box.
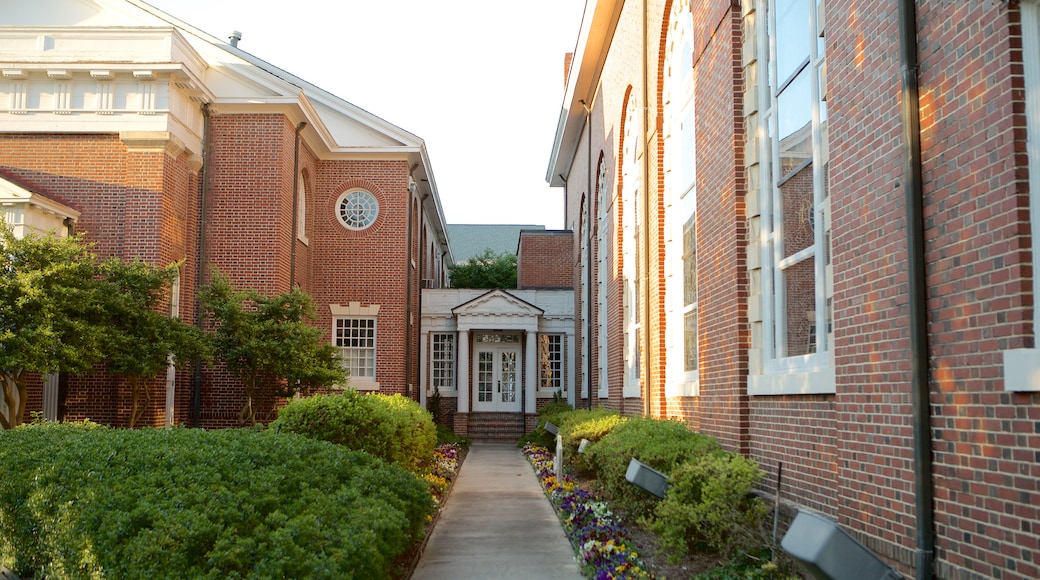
[410,443,584,580]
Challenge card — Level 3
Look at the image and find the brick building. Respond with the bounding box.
[421,229,575,441]
[0,0,452,427]
[548,1,1040,578]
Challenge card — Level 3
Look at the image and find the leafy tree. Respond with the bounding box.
[200,272,346,425]
[99,259,208,428]
[0,227,107,429]
[448,248,517,288]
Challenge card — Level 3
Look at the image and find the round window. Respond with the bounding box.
[336,189,379,230]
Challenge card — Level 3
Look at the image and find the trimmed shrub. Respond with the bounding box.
[0,422,434,579]
[517,399,573,448]
[648,451,770,561]
[272,390,436,473]
[557,408,625,472]
[582,416,720,518]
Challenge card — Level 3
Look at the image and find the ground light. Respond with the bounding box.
[781,510,902,580]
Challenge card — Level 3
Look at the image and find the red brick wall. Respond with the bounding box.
[0,133,202,428]
[518,230,574,289]
[682,1,749,453]
[312,159,414,395]
[916,2,1038,577]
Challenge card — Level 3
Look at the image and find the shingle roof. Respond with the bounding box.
[447,224,545,263]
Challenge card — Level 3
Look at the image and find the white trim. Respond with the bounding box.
[748,365,835,395]
[1003,349,1040,392]
[1024,0,1040,338]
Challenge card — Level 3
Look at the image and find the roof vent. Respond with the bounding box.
[229,31,242,47]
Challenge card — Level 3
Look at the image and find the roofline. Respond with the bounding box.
[545,0,623,187]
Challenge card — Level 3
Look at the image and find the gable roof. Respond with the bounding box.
[0,0,452,253]
[447,224,545,262]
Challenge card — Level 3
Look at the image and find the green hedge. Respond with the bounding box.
[649,451,769,560]
[582,416,720,518]
[517,399,573,449]
[557,408,625,472]
[0,422,433,579]
[272,391,436,473]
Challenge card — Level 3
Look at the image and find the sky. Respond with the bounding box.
[145,0,587,231]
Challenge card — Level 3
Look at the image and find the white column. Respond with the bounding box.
[525,330,538,415]
[419,330,428,408]
[43,372,59,421]
[164,358,176,428]
[458,329,470,413]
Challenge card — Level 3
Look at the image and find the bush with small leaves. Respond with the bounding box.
[582,416,721,519]
[0,422,433,579]
[648,451,770,561]
[272,390,436,473]
[557,408,626,472]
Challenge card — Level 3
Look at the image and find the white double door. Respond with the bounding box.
[472,343,521,412]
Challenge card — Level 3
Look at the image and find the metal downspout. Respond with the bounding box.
[290,121,306,288]
[641,0,652,418]
[192,102,212,428]
[897,1,935,577]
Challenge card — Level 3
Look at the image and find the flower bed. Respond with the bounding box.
[423,442,463,507]
[523,443,654,580]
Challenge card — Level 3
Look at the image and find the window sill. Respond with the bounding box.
[665,379,699,398]
[427,387,458,397]
[345,380,380,392]
[1003,348,1040,392]
[748,366,835,396]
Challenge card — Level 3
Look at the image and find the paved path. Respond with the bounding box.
[411,443,584,580]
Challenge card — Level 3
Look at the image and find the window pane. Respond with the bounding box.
[775,0,811,85]
[683,214,696,307]
[780,161,814,259]
[684,310,698,372]
[783,258,816,357]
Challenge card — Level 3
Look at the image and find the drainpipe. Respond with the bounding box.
[580,99,593,411]
[405,188,415,399]
[640,0,652,418]
[897,1,935,578]
[289,121,306,288]
[192,102,212,428]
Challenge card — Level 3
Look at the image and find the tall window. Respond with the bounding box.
[540,334,564,392]
[1026,0,1040,336]
[431,333,455,389]
[597,154,611,399]
[580,196,589,399]
[335,317,376,381]
[622,94,642,399]
[296,176,308,244]
[759,0,831,380]
[665,0,698,397]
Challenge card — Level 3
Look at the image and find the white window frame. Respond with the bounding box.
[750,0,835,395]
[538,334,566,395]
[297,176,309,244]
[1003,0,1040,391]
[622,95,642,399]
[664,0,699,398]
[431,332,456,390]
[330,303,380,391]
[597,158,611,399]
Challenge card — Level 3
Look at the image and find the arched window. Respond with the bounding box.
[596,152,611,399]
[664,0,698,397]
[621,92,642,399]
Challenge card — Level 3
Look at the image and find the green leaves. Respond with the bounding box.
[447,248,517,288]
[200,272,347,425]
[0,423,434,578]
[272,391,437,474]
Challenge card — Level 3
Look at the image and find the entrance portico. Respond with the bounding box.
[420,288,575,440]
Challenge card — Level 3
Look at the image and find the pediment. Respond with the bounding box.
[452,289,544,318]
